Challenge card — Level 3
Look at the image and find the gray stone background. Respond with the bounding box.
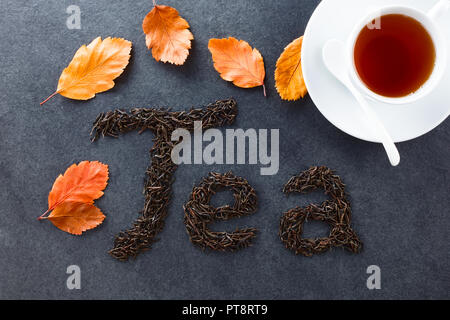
[0,0,449,300]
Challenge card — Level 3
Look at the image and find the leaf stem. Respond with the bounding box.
[38,209,50,220]
[40,91,58,106]
[262,83,267,97]
[153,0,157,6]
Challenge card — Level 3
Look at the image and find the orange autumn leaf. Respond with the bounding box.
[142,4,193,65]
[41,37,132,105]
[46,202,105,235]
[47,161,109,210]
[208,37,266,96]
[275,36,307,101]
[38,161,109,235]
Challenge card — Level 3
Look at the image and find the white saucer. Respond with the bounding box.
[302,0,450,143]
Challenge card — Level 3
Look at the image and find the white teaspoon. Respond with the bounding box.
[322,39,400,166]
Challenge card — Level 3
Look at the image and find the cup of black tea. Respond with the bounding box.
[347,2,448,104]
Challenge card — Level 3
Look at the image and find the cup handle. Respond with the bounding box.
[428,0,450,19]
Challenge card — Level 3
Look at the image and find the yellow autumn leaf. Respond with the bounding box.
[41,37,132,105]
[275,36,307,101]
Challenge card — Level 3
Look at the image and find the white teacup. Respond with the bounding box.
[347,0,449,105]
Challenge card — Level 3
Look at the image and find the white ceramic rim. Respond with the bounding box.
[347,5,448,105]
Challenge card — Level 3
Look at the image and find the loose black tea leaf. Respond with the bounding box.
[184,172,258,251]
[91,99,238,261]
[279,166,362,256]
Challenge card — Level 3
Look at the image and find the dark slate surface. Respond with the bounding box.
[0,0,449,300]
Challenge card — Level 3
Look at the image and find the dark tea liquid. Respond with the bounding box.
[354,14,436,98]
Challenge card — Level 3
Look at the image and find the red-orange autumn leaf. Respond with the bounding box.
[208,37,266,96]
[38,161,109,235]
[46,202,105,236]
[142,4,194,65]
[40,37,132,105]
